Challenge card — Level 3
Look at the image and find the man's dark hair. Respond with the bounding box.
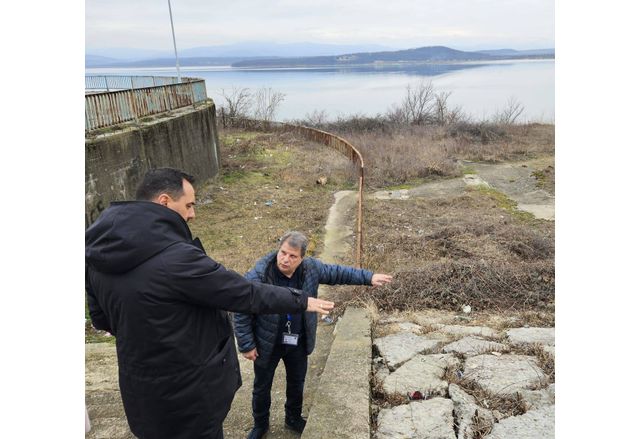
[279,231,309,257]
[135,168,196,201]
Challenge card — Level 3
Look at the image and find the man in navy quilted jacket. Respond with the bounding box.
[234,231,392,439]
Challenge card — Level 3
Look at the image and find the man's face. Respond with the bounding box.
[165,179,196,222]
[276,241,303,278]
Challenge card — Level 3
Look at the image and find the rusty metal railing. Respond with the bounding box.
[85,75,189,91]
[220,116,365,267]
[85,76,208,132]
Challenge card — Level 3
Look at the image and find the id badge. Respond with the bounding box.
[282,332,299,346]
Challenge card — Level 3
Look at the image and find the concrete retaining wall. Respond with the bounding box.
[85,101,219,227]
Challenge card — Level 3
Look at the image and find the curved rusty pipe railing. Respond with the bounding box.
[222,117,365,267]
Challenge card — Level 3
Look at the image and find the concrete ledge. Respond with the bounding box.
[302,307,371,439]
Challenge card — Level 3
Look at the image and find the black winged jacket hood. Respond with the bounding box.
[86,201,193,274]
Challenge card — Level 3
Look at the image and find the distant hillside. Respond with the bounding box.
[231,46,554,68]
[231,46,493,68]
[475,48,555,57]
[86,56,273,68]
[85,54,120,67]
[86,45,555,69]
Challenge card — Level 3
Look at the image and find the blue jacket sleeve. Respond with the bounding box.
[317,261,373,286]
[233,266,262,353]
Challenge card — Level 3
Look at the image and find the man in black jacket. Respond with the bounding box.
[85,168,334,439]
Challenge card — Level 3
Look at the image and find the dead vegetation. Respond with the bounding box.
[310,122,554,188]
[190,129,356,274]
[339,189,554,315]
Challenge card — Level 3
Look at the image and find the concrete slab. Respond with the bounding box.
[434,324,500,338]
[374,332,445,370]
[449,384,494,439]
[382,354,460,397]
[519,385,555,411]
[376,398,456,439]
[506,327,555,346]
[442,336,509,357]
[486,405,555,439]
[464,354,548,396]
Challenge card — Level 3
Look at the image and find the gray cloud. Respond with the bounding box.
[86,0,554,51]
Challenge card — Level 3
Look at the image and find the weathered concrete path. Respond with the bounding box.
[85,189,359,438]
[374,157,555,220]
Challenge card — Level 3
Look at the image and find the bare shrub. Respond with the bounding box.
[387,81,437,125]
[345,260,555,312]
[253,87,286,122]
[433,91,468,125]
[302,109,329,128]
[492,97,525,125]
[342,126,458,186]
[220,87,252,118]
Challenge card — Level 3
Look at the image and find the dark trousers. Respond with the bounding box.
[252,343,308,427]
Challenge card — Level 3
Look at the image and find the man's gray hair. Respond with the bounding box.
[279,231,308,257]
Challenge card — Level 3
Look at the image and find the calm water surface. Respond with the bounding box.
[86,59,554,123]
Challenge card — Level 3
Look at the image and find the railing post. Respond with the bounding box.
[104,76,109,92]
[356,163,364,268]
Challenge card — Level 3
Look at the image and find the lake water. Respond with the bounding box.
[86,59,554,123]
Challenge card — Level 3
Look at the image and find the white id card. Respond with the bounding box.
[282,332,299,346]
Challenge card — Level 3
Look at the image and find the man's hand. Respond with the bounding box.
[242,348,259,361]
[307,297,335,315]
[371,273,393,286]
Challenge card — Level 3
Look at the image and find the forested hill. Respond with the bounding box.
[231,46,554,68]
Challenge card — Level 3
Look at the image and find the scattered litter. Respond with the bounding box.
[265,200,274,206]
[461,305,472,314]
[275,185,280,189]
[321,315,334,324]
[407,391,426,400]
[299,189,304,192]
[491,351,502,357]
[456,370,464,379]
[254,216,262,220]
[316,176,327,185]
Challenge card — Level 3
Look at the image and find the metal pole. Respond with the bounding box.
[167,0,182,82]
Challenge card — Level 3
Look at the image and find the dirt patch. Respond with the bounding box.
[190,129,357,274]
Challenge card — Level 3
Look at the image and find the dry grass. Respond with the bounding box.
[337,189,554,314]
[190,129,357,274]
[334,123,554,187]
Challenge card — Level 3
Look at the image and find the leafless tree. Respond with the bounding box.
[433,91,467,125]
[386,81,437,125]
[303,109,329,127]
[220,87,252,119]
[493,96,525,125]
[253,88,286,122]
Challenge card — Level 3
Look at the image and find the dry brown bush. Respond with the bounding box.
[345,260,554,312]
[339,189,554,314]
[330,123,554,187]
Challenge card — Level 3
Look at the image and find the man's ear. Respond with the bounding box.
[155,193,171,206]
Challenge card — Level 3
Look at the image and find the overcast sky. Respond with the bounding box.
[85,0,554,51]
